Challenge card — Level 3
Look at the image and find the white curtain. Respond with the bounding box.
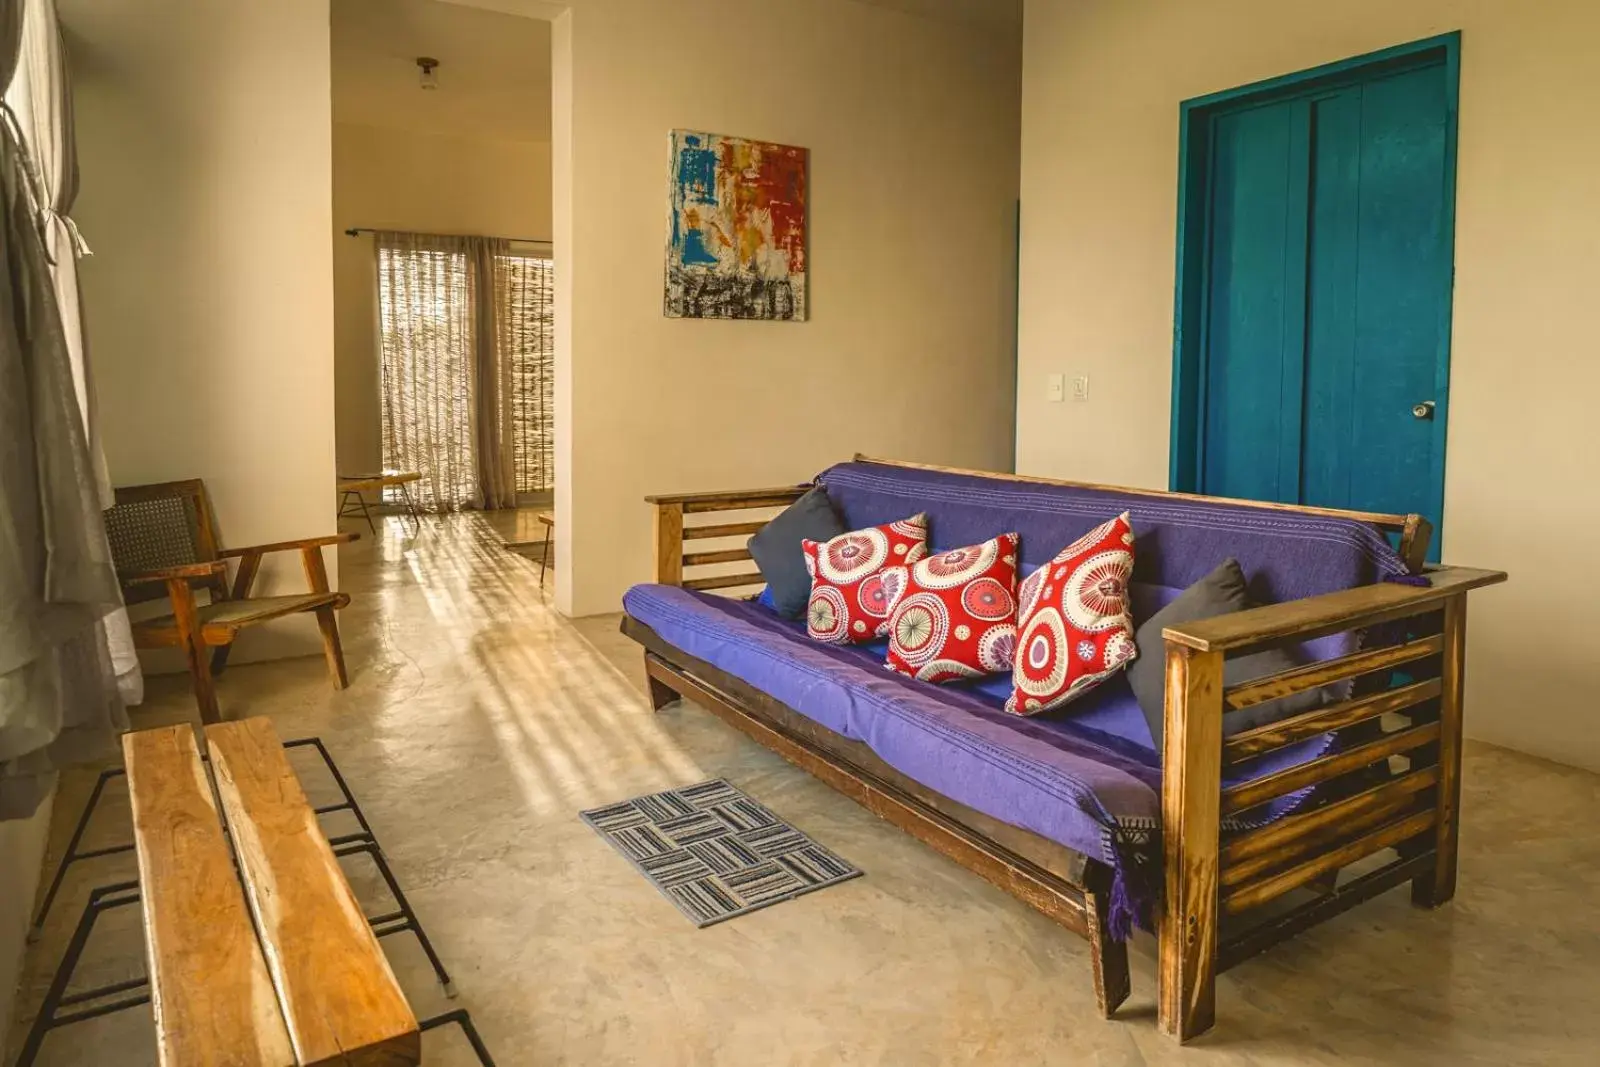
[377,231,480,511]
[1,0,129,819]
[4,0,140,706]
[376,232,554,510]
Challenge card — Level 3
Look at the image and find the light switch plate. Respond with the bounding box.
[1072,375,1090,401]
[1046,373,1065,402]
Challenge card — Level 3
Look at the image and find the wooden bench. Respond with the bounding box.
[205,716,421,1066]
[123,724,296,1066]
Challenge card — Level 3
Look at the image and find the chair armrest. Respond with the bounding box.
[1161,565,1506,656]
[120,561,229,586]
[218,532,359,559]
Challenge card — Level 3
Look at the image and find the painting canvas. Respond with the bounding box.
[665,130,808,321]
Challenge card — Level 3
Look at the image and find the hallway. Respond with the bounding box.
[9,514,1600,1065]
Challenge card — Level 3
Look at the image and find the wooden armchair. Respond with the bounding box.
[105,479,357,724]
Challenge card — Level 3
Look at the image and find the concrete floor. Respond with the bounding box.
[7,511,1600,1065]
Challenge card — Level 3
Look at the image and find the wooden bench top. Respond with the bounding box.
[123,725,296,1067]
[205,717,420,1067]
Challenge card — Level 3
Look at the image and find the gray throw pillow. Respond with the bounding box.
[748,487,846,619]
[1128,558,1324,758]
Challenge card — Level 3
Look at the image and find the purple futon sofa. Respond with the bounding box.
[621,458,1504,1041]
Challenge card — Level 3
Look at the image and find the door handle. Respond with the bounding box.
[1412,401,1436,420]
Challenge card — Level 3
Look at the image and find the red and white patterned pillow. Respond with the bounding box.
[802,514,928,644]
[1006,513,1137,716]
[885,533,1020,684]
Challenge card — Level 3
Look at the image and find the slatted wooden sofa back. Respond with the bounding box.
[204,716,421,1066]
[634,455,1506,1043]
[123,725,297,1067]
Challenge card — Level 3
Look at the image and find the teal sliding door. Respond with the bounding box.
[1174,36,1459,554]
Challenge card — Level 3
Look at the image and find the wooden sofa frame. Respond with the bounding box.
[623,456,1506,1042]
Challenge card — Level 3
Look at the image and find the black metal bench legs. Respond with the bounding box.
[14,882,148,1067]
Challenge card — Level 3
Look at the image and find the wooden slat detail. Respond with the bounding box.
[1159,645,1223,1043]
[1217,851,1434,973]
[681,521,766,541]
[1222,721,1440,816]
[1223,678,1442,763]
[1221,787,1432,889]
[682,547,753,567]
[1222,808,1437,914]
[1225,634,1445,709]
[205,718,420,1067]
[644,484,808,507]
[123,725,295,1067]
[1414,595,1468,908]
[653,503,683,585]
[1162,565,1506,654]
[1221,766,1440,868]
[683,493,804,514]
[682,571,765,592]
[850,454,1415,531]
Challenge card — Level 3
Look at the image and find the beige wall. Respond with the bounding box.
[1017,1,1596,769]
[64,0,336,663]
[551,0,1022,615]
[333,122,553,473]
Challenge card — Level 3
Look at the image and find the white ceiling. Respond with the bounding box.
[331,0,553,142]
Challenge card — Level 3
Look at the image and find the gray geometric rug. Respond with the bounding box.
[580,778,862,927]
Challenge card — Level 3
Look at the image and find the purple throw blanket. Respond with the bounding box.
[625,462,1417,936]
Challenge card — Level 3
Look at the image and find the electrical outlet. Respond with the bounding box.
[1046,373,1065,402]
[1072,375,1090,401]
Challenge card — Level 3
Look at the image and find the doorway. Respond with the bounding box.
[1170,34,1460,553]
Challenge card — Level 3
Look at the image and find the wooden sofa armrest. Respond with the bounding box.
[1161,565,1506,655]
[1156,562,1506,1042]
[646,483,809,589]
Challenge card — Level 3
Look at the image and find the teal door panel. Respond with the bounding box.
[1195,57,1453,545]
[1202,101,1309,505]
[1301,88,1363,510]
[1344,65,1450,518]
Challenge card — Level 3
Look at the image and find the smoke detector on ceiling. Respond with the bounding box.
[416,56,440,91]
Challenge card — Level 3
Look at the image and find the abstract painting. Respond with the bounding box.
[665,130,808,321]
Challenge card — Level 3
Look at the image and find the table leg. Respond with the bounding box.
[540,526,552,587]
[399,482,422,533]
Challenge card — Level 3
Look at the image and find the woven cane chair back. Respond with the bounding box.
[107,480,223,604]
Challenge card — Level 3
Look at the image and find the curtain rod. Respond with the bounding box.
[343,226,551,245]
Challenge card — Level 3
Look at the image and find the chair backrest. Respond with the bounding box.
[106,480,222,603]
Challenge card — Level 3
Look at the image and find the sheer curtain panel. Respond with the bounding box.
[376,231,552,510]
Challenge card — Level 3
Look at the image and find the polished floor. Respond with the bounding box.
[8,512,1600,1065]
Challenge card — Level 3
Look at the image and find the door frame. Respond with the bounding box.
[1168,32,1461,544]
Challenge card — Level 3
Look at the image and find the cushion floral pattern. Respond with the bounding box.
[1006,513,1136,716]
[802,514,928,644]
[885,533,1019,684]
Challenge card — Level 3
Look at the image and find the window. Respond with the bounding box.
[376,236,554,509]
